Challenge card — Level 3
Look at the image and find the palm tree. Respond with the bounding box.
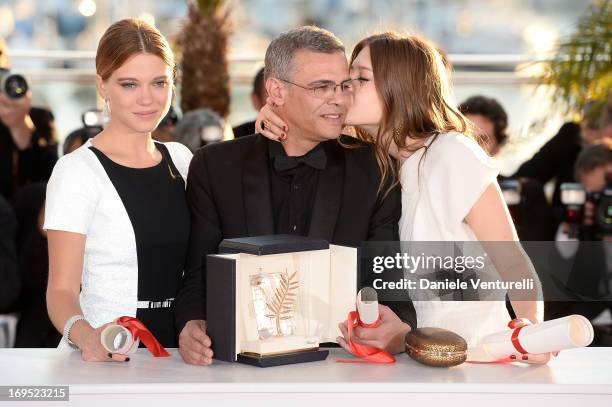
[541,0,611,115]
[177,0,232,118]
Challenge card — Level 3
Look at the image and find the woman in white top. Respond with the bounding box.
[44,19,207,363]
[257,32,549,362]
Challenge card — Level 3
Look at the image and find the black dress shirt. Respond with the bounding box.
[268,141,326,235]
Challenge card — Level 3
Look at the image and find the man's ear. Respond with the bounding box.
[265,77,287,107]
[95,74,107,100]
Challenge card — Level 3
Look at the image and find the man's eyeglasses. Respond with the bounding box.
[279,78,354,99]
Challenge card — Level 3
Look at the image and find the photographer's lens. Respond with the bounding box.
[596,178,612,236]
[0,71,28,99]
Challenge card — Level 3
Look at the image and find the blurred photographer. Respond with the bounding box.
[0,38,58,201]
[550,143,612,336]
[514,97,612,209]
[459,95,508,156]
[459,95,554,240]
[558,142,612,242]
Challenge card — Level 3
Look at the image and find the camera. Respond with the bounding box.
[560,177,612,239]
[0,68,28,99]
[560,183,586,238]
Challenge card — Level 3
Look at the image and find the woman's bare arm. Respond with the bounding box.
[46,230,126,361]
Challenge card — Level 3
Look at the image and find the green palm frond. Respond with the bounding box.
[541,0,612,115]
[195,0,224,14]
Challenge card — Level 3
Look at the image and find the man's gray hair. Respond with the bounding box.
[264,26,345,81]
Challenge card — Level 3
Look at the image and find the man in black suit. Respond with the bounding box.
[175,26,416,365]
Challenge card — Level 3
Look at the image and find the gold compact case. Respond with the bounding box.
[405,327,467,367]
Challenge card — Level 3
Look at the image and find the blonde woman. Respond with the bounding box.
[45,19,199,362]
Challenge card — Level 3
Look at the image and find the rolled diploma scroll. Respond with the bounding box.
[336,287,395,363]
[480,315,594,359]
[357,287,379,325]
[100,324,140,354]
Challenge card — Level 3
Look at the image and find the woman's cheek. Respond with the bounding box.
[353,93,367,115]
[113,90,133,110]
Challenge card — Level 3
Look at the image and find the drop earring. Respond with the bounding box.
[393,122,404,138]
[102,98,111,123]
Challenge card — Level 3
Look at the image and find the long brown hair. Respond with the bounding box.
[96,18,175,81]
[349,32,474,196]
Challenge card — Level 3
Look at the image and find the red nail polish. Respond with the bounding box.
[510,354,516,360]
[522,355,528,361]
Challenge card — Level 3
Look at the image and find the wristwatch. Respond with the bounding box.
[63,315,86,349]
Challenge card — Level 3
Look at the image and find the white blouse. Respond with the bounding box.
[399,132,510,347]
[43,139,193,347]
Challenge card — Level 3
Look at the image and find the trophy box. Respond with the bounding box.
[206,235,358,367]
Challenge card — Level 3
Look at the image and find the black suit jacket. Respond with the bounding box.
[513,122,581,208]
[0,195,20,312]
[174,134,416,333]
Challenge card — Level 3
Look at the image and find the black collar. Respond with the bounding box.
[268,140,327,172]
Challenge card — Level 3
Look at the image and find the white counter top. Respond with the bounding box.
[0,348,611,406]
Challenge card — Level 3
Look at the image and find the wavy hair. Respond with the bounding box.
[349,32,475,196]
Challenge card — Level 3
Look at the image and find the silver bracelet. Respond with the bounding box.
[63,315,86,349]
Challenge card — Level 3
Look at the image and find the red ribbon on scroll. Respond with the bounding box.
[508,318,529,354]
[465,318,531,364]
[336,311,396,364]
[116,316,170,357]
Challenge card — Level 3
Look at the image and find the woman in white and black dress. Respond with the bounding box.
[44,19,210,363]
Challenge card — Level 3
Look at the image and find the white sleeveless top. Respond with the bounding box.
[398,132,510,347]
